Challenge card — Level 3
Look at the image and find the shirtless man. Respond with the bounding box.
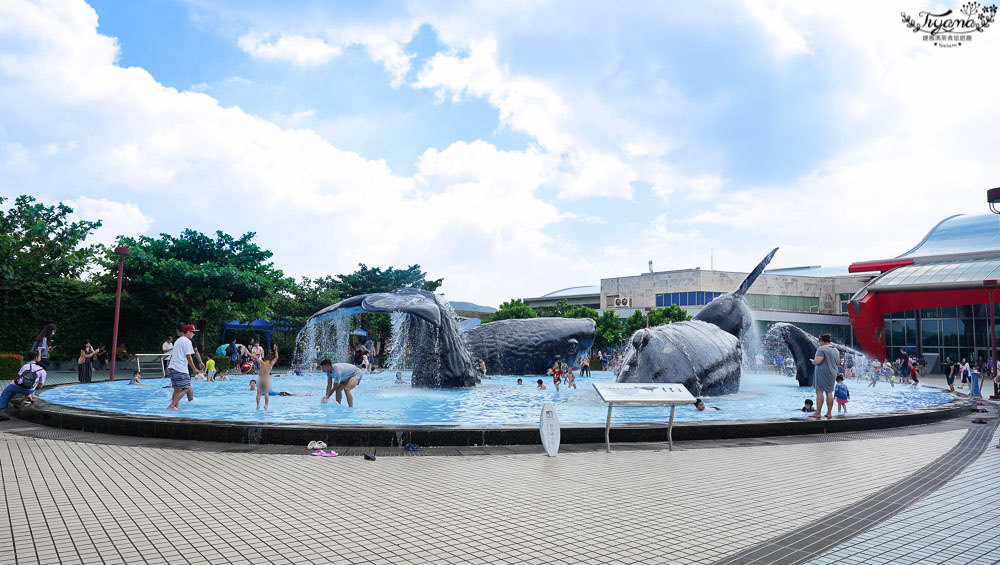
[242,343,278,410]
[319,359,363,408]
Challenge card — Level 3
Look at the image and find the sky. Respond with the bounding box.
[1,0,999,307]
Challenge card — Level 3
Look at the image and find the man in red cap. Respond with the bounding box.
[167,324,204,410]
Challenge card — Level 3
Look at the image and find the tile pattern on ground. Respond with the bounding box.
[0,427,964,564]
[803,423,1000,565]
[714,419,998,565]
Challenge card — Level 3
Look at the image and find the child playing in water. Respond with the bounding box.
[249,380,310,397]
[798,399,814,412]
[205,357,217,381]
[564,367,577,389]
[536,379,546,390]
[834,375,850,413]
[128,371,143,385]
[394,371,407,385]
[242,343,278,410]
[551,361,563,392]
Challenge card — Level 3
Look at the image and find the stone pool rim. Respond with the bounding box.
[10,384,971,448]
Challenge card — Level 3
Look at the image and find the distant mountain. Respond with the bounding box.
[449,301,496,313]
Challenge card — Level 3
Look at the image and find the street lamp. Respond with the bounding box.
[983,279,998,400]
[108,246,130,382]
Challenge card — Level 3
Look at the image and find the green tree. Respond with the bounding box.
[98,229,294,352]
[0,195,102,290]
[624,310,648,337]
[564,305,599,321]
[326,263,442,297]
[534,299,571,317]
[486,298,537,322]
[648,304,691,326]
[594,310,624,350]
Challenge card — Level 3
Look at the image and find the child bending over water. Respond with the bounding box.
[128,371,144,385]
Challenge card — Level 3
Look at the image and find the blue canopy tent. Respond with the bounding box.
[220,319,291,346]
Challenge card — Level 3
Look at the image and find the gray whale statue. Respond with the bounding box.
[616,248,779,396]
[306,288,479,388]
[462,317,596,375]
[767,322,864,388]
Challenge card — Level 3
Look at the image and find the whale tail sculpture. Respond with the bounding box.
[618,248,779,395]
[693,247,779,339]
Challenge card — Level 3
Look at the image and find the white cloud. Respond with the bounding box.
[237,32,342,67]
[65,196,153,247]
[0,0,598,305]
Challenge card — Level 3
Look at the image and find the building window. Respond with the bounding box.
[656,294,664,307]
[606,295,618,308]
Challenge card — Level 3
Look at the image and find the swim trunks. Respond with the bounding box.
[167,368,190,390]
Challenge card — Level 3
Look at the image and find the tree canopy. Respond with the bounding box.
[594,310,624,350]
[0,195,102,290]
[487,298,537,322]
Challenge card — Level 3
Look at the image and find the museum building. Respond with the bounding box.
[523,213,1000,370]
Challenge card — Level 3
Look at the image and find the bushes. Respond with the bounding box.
[212,356,230,372]
[0,354,24,380]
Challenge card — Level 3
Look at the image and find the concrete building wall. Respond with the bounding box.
[600,269,873,322]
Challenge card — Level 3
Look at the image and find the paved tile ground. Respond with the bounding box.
[804,423,1000,565]
[0,423,967,564]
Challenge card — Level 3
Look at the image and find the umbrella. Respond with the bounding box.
[350,329,368,337]
[215,344,229,356]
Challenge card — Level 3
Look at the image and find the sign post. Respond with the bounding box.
[592,382,696,452]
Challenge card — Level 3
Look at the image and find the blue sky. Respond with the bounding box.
[1,0,999,306]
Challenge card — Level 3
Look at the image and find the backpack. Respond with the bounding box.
[225,344,236,357]
[16,363,42,389]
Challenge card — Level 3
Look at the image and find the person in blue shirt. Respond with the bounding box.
[834,375,850,414]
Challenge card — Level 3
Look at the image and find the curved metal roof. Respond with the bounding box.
[897,214,1000,259]
[540,285,600,298]
[865,258,1000,292]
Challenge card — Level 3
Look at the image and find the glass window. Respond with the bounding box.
[922,319,939,347]
[890,320,904,347]
[696,291,704,305]
[656,294,664,307]
[679,292,688,306]
[841,302,848,313]
[687,292,696,306]
[941,306,957,318]
[941,319,958,347]
[921,308,939,319]
[904,319,917,347]
[765,295,778,309]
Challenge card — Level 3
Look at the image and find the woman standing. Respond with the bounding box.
[78,340,96,383]
[810,333,840,419]
[32,324,57,370]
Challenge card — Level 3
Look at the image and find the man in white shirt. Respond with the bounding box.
[161,336,173,372]
[166,324,204,411]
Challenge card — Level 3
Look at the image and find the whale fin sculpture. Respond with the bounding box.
[617,248,779,395]
[305,288,479,388]
[693,248,779,339]
[462,317,596,375]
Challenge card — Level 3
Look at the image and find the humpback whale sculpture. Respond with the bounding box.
[462,317,596,375]
[767,322,871,387]
[616,248,779,396]
[303,288,480,388]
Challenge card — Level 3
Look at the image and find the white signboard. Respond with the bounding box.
[592,382,696,403]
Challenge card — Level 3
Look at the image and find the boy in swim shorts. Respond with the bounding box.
[242,343,278,410]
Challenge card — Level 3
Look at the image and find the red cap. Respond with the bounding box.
[183,324,199,333]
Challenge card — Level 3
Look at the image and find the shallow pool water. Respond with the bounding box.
[40,370,954,427]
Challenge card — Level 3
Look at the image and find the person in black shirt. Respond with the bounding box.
[944,355,956,393]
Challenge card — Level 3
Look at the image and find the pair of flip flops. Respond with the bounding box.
[307,441,327,449]
[404,443,420,452]
[311,450,338,457]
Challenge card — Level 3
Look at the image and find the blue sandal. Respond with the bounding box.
[404,443,420,452]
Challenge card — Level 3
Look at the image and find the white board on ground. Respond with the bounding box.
[592,382,696,403]
[539,402,560,457]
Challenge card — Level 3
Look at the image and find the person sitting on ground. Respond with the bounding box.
[129,371,144,385]
[242,343,279,410]
[693,398,722,411]
[319,359,363,408]
[798,399,815,412]
[0,350,47,420]
[536,379,546,390]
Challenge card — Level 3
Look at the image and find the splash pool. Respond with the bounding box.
[40,371,953,427]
